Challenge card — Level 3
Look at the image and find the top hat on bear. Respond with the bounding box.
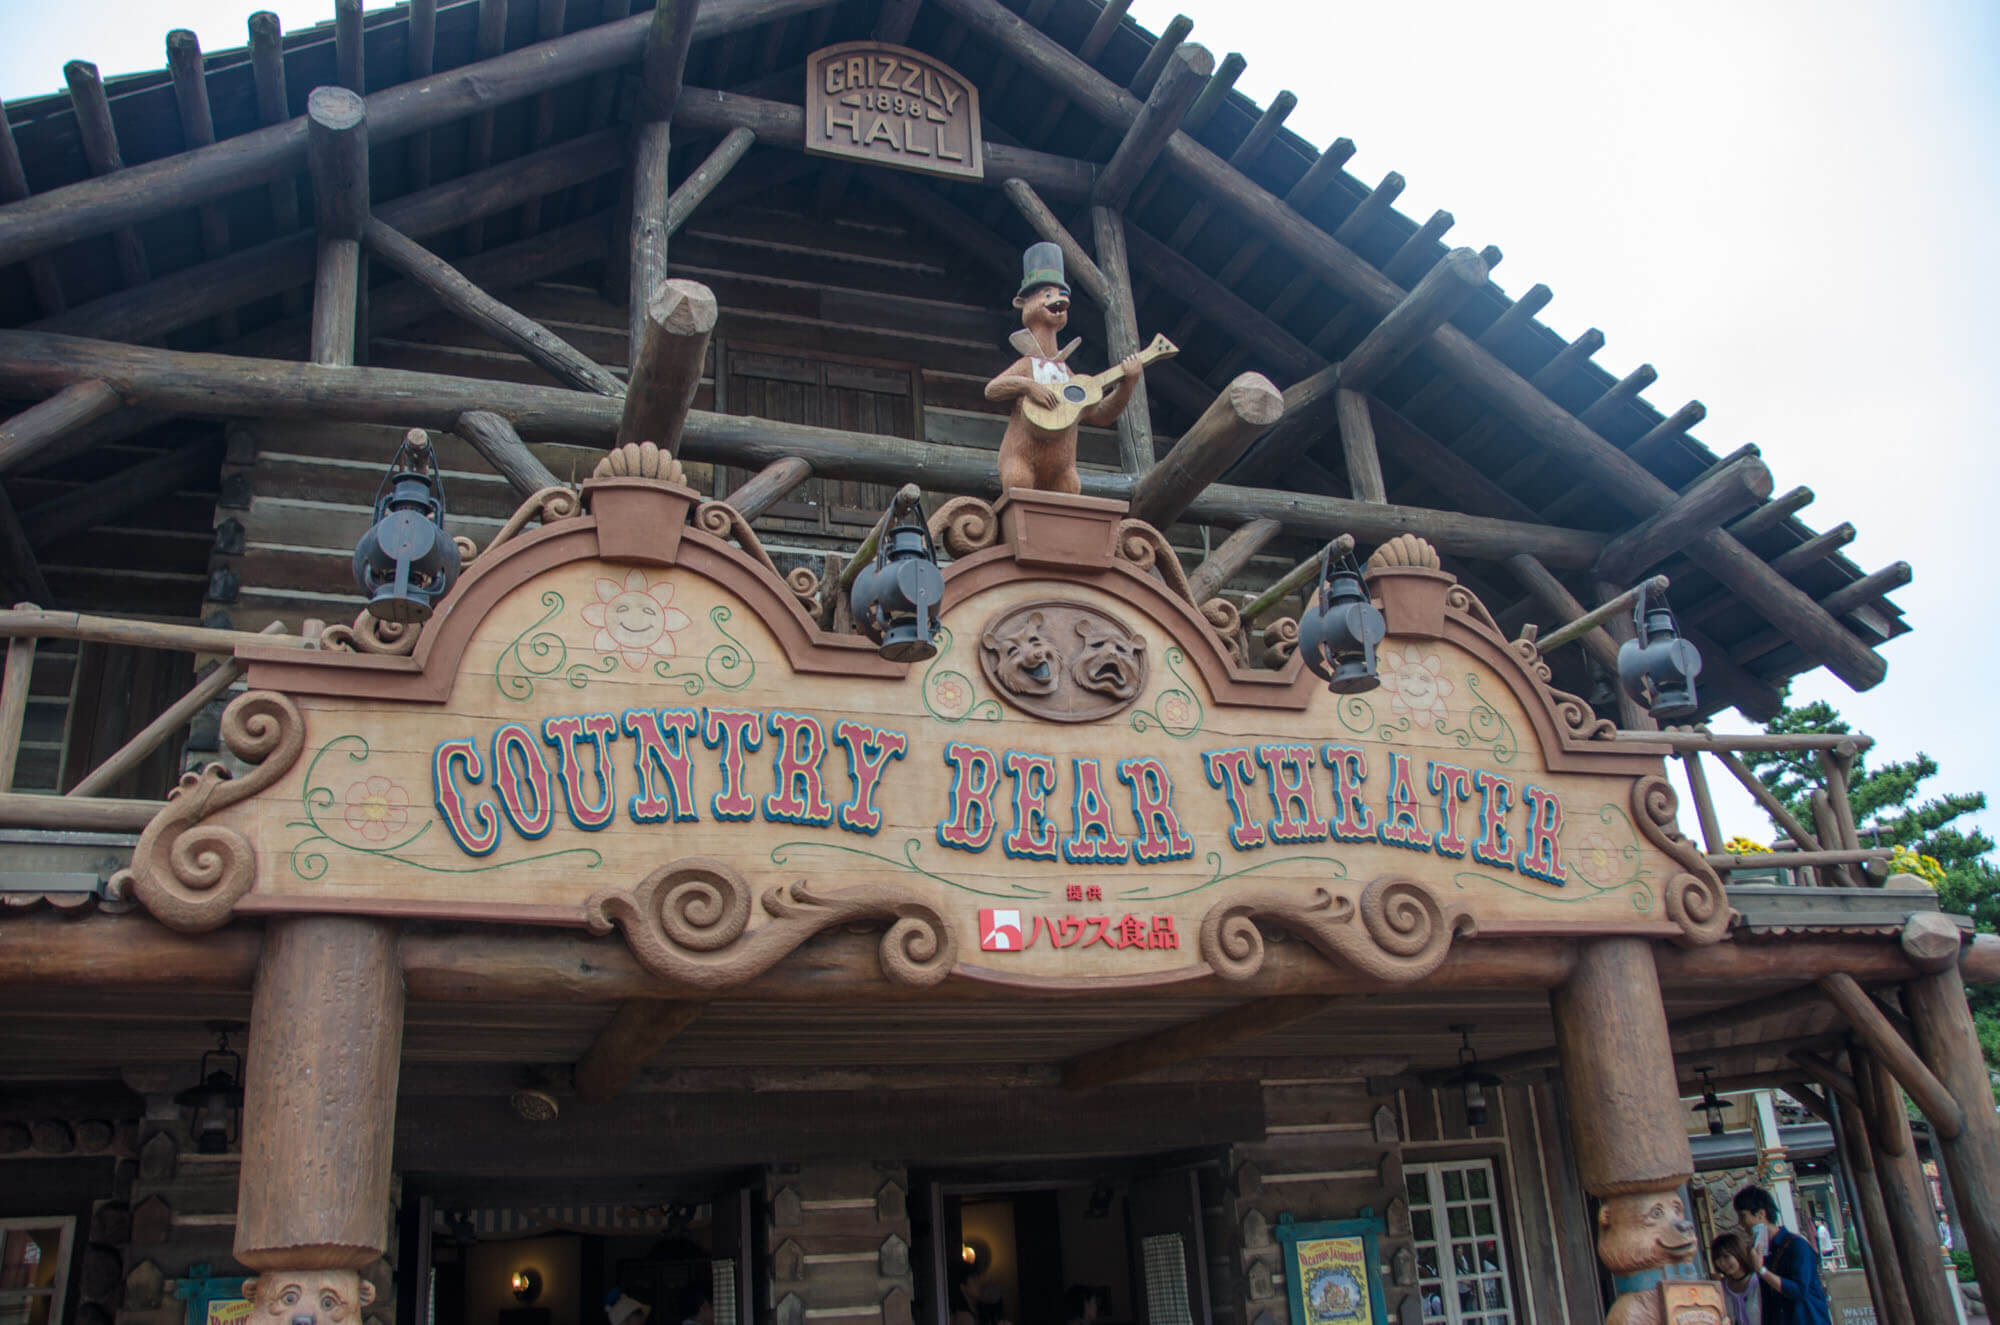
[1017,241,1069,299]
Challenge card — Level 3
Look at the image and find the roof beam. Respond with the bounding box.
[1061,996,1333,1091]
[1594,450,1773,583]
[619,279,718,454]
[1128,372,1284,529]
[1126,13,1193,97]
[462,0,510,253]
[574,1000,703,1102]
[362,218,624,395]
[0,330,1608,569]
[0,105,65,316]
[1820,973,1963,1140]
[1093,42,1212,210]
[165,31,238,341]
[306,87,369,368]
[630,0,702,358]
[19,436,220,551]
[405,0,439,187]
[0,0,839,268]
[455,410,562,499]
[1000,178,1112,308]
[518,0,572,236]
[246,9,305,323]
[1186,517,1281,602]
[0,380,123,475]
[61,61,149,287]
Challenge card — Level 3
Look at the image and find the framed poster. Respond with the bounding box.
[1273,1215,1387,1325]
[174,1267,250,1325]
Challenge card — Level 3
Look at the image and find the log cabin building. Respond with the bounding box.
[0,3,1993,1325]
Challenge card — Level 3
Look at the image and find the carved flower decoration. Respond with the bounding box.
[344,775,409,843]
[933,676,970,713]
[1569,827,1626,886]
[1378,645,1455,728]
[581,570,691,669]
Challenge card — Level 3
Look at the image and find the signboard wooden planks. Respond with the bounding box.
[118,484,1727,992]
[804,42,983,181]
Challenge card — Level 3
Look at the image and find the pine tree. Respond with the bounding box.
[1748,700,2000,1067]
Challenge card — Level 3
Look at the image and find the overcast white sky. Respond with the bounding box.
[0,0,1994,846]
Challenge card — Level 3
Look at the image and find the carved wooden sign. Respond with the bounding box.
[116,482,1727,992]
[804,42,983,181]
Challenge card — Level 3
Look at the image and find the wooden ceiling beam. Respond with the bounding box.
[306,87,369,368]
[0,489,50,605]
[462,0,512,254]
[61,61,149,288]
[0,380,123,475]
[362,218,624,395]
[456,411,563,498]
[0,0,838,269]
[19,436,221,550]
[1820,972,1963,1139]
[1127,371,1283,529]
[1125,222,1317,381]
[336,0,366,92]
[0,107,66,316]
[1186,517,1281,601]
[166,30,239,342]
[1732,562,1913,665]
[1060,994,1332,1090]
[1594,450,1773,584]
[405,0,439,189]
[1093,43,1212,210]
[573,999,704,1102]
[1000,178,1112,308]
[1125,12,1193,97]
[518,0,572,237]
[246,10,306,324]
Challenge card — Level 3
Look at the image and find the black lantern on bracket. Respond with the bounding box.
[1616,581,1702,720]
[174,1021,246,1155]
[352,429,461,624]
[1691,1066,1731,1137]
[1296,541,1385,694]
[850,488,945,662]
[1446,1024,1502,1128]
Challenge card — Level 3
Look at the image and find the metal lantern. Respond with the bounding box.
[174,1022,246,1155]
[1297,542,1385,694]
[850,490,945,662]
[352,429,461,624]
[1691,1066,1730,1137]
[1616,581,1702,720]
[1447,1024,1501,1128]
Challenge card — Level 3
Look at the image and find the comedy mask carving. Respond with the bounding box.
[978,600,1151,722]
[982,611,1060,697]
[1072,618,1145,700]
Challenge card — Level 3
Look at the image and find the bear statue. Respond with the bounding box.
[1596,1188,1702,1325]
[240,1270,374,1325]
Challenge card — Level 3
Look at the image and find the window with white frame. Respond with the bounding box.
[1405,1161,1517,1325]
[0,1217,74,1325]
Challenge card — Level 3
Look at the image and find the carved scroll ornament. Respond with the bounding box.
[112,691,306,932]
[1199,876,1470,983]
[693,499,822,616]
[1633,776,1732,946]
[926,496,1001,557]
[584,855,956,988]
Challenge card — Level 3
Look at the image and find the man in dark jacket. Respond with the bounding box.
[1734,1185,1833,1325]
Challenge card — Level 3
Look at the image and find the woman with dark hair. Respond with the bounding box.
[1732,1186,1830,1325]
[1708,1230,1761,1325]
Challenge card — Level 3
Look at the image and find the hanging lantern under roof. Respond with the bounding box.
[173,1021,246,1155]
[352,429,461,623]
[850,487,945,663]
[1616,581,1702,720]
[1297,541,1385,694]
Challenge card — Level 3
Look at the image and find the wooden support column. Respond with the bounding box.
[1851,1045,1959,1322]
[517,0,569,236]
[574,1000,702,1102]
[1818,973,1963,1138]
[1550,939,1694,1321]
[1906,966,2000,1308]
[1094,43,1211,210]
[619,279,717,454]
[0,110,66,316]
[166,30,239,342]
[1186,517,1281,602]
[461,0,509,253]
[363,219,623,395]
[1830,1086,1915,1325]
[1332,389,1384,504]
[1088,205,1154,474]
[455,412,561,499]
[62,62,149,288]
[306,88,369,368]
[1127,373,1283,528]
[0,626,33,792]
[666,125,756,236]
[405,0,438,189]
[235,916,403,1271]
[629,0,702,363]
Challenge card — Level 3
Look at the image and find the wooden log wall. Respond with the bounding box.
[766,1164,915,1325]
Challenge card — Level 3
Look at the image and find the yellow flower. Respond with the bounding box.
[1723,836,1771,855]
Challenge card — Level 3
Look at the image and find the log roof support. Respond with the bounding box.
[1060,995,1332,1091]
[61,61,149,288]
[574,1000,704,1102]
[1127,372,1284,528]
[1593,450,1774,583]
[0,380,122,474]
[362,218,624,395]
[1186,517,1281,602]
[455,410,563,499]
[165,30,238,341]
[1819,973,1963,1140]
[725,456,813,522]
[0,0,838,270]
[405,0,438,188]
[462,0,510,253]
[306,87,369,368]
[517,0,570,237]
[1094,42,1212,210]
[1000,178,1111,308]
[619,279,718,455]
[1125,14,1193,97]
[666,125,756,236]
[0,111,64,316]
[629,0,703,361]
[1088,204,1154,473]
[245,11,306,319]
[1506,554,1621,676]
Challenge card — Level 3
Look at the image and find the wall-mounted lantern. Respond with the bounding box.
[1297,542,1385,694]
[850,489,944,662]
[174,1021,246,1155]
[352,429,461,623]
[511,1269,543,1304]
[1616,581,1702,720]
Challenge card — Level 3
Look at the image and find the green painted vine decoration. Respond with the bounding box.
[494,589,617,701]
[771,838,1046,899]
[1117,852,1348,902]
[286,735,602,881]
[1453,804,1653,912]
[1129,646,1203,739]
[921,626,1001,724]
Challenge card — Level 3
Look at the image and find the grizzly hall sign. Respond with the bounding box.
[116,480,1729,992]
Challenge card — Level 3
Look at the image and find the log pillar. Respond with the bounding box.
[235,916,404,1271]
[1851,1044,1959,1322]
[1830,1088,1914,1324]
[1906,966,2000,1309]
[1549,939,1697,1318]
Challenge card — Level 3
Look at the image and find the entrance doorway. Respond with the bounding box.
[918,1172,1208,1325]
